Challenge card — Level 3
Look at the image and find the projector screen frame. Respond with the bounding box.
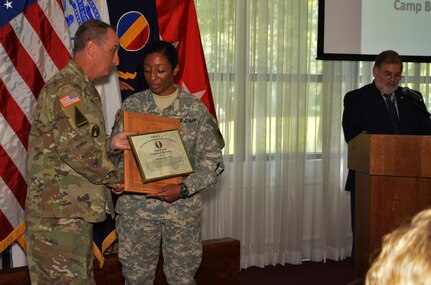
[316,0,431,63]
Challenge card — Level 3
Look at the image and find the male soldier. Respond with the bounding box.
[25,20,133,284]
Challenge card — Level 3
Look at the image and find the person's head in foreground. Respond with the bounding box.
[366,208,431,285]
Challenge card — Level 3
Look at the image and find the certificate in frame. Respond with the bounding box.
[123,111,185,194]
[128,129,193,183]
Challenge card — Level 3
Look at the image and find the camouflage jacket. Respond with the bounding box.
[25,60,121,223]
[109,86,224,216]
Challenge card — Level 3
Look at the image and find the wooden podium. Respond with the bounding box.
[348,133,431,278]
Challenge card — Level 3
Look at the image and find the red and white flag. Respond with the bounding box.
[156,0,217,118]
[0,0,72,253]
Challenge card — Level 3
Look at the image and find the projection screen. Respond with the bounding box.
[317,0,431,62]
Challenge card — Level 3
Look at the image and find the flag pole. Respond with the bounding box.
[1,246,11,269]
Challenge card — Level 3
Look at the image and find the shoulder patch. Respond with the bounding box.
[60,93,81,108]
[75,106,89,128]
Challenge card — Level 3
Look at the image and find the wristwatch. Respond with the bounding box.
[180,183,189,198]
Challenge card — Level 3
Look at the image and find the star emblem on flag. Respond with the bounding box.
[159,34,179,49]
[4,0,12,9]
[181,82,206,100]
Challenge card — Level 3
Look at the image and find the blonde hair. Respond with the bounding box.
[365,208,431,285]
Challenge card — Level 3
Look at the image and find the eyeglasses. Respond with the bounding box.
[382,71,402,80]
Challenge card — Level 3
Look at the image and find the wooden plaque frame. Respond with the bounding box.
[123,111,182,194]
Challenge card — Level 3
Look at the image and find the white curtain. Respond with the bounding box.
[195,0,431,269]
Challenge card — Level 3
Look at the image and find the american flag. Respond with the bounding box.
[59,93,81,107]
[0,0,72,253]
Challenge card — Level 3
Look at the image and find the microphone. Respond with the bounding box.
[401,87,424,102]
[401,86,431,117]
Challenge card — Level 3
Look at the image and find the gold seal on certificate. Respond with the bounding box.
[128,130,194,183]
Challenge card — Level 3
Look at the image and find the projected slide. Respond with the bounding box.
[318,0,431,61]
[361,0,430,55]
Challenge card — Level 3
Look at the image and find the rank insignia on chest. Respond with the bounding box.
[91,125,100,137]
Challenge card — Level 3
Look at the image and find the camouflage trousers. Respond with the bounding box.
[26,217,95,285]
[116,210,202,285]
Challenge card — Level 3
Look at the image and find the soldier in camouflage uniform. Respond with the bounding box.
[25,20,133,284]
[109,41,224,285]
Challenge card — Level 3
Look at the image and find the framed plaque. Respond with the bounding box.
[123,111,186,194]
[128,130,193,183]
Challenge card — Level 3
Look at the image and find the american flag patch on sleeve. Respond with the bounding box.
[60,93,81,107]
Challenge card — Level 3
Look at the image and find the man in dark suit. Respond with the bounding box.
[342,50,431,259]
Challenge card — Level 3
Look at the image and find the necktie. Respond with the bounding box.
[384,94,400,134]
